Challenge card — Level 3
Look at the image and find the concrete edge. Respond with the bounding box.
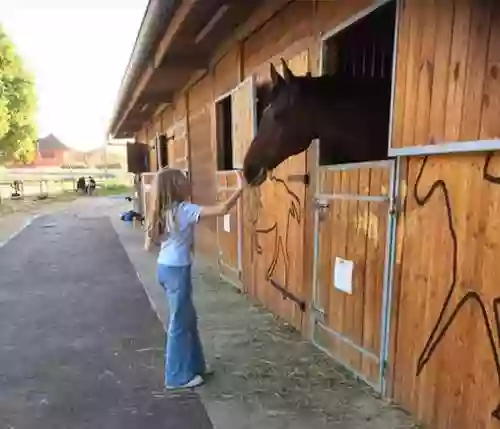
[0,214,42,249]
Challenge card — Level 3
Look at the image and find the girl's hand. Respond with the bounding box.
[235,170,246,188]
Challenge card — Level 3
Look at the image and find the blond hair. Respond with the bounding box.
[145,167,188,240]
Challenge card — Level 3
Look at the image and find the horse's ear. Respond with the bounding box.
[281,58,295,83]
[270,63,284,88]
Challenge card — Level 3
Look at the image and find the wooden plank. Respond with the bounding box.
[401,0,425,148]
[351,169,370,374]
[343,169,360,370]
[413,0,438,147]
[231,77,255,169]
[391,0,411,148]
[479,3,500,139]
[361,168,383,383]
[428,0,455,143]
[459,0,493,140]
[443,0,473,141]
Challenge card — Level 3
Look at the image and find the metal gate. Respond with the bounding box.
[311,159,397,392]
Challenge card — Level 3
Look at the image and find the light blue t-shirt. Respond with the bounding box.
[157,201,202,267]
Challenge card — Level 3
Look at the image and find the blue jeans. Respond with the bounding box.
[157,264,206,387]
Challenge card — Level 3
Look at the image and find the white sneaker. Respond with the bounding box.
[166,374,204,390]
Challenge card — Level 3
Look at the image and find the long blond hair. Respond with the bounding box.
[145,167,188,240]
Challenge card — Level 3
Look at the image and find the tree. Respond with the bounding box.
[0,25,37,164]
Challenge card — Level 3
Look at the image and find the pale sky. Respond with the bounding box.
[0,0,148,151]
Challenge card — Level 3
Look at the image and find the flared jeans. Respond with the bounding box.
[157,264,206,388]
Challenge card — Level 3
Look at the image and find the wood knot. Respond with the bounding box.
[491,65,498,80]
[453,62,460,82]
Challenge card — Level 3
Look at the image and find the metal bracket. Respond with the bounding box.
[287,173,310,186]
[314,198,330,221]
[270,279,306,312]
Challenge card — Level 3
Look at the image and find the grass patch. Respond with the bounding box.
[0,191,78,218]
[97,183,132,196]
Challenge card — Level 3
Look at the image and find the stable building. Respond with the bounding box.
[109,1,500,428]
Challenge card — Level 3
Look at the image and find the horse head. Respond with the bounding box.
[243,59,316,186]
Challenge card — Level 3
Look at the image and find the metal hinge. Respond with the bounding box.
[381,360,388,379]
[287,173,310,186]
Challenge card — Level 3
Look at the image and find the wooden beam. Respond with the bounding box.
[160,52,208,70]
[114,0,200,136]
[153,0,200,69]
[209,0,295,69]
[139,91,174,105]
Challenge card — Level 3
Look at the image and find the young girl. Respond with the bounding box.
[145,167,244,389]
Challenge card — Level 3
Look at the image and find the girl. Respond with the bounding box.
[145,167,244,389]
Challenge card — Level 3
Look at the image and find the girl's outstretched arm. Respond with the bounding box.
[199,172,246,218]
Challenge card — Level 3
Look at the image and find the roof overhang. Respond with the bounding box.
[109,0,266,139]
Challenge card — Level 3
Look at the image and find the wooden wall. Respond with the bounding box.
[391,0,500,150]
[187,75,218,257]
[389,152,500,429]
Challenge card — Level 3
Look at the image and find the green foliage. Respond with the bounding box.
[0,25,37,164]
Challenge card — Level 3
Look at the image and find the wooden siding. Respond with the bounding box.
[214,44,242,98]
[391,0,500,150]
[390,152,500,429]
[231,77,255,169]
[216,171,242,287]
[187,75,217,257]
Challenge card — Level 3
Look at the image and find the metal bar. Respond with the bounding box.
[311,139,325,326]
[219,259,239,274]
[216,170,241,176]
[220,273,243,291]
[312,336,380,391]
[218,186,240,192]
[269,279,306,312]
[214,88,234,104]
[389,139,500,157]
[315,321,380,362]
[320,0,396,41]
[318,159,393,171]
[380,158,400,396]
[314,193,389,202]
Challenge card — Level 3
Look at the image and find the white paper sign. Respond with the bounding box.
[333,257,353,294]
[223,214,231,233]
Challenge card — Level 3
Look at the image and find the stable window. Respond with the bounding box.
[320,0,396,166]
[157,134,169,168]
[216,94,233,171]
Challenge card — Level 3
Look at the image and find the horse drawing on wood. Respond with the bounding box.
[414,153,500,419]
[246,175,302,301]
[243,59,390,186]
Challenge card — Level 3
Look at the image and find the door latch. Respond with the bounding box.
[314,198,330,221]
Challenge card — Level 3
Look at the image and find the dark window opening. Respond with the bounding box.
[158,134,169,168]
[216,95,233,171]
[319,0,396,166]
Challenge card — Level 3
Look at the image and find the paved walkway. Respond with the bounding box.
[0,198,417,429]
[0,211,212,429]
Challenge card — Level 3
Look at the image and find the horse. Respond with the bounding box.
[243,58,391,186]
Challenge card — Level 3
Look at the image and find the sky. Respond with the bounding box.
[0,0,148,151]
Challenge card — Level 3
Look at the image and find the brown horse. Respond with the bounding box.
[243,59,391,186]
